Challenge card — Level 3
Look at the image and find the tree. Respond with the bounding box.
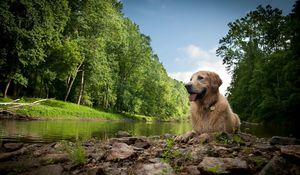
[217,4,300,124]
[0,0,70,97]
[0,0,190,119]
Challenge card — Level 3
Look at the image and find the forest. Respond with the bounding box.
[0,0,189,119]
[217,1,300,124]
[1,0,299,124]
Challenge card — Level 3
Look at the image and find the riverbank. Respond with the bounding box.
[0,132,299,175]
[0,97,168,122]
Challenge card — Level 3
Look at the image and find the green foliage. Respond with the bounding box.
[62,140,86,165]
[251,156,265,168]
[0,0,189,119]
[161,138,182,163]
[215,132,231,144]
[207,165,225,174]
[218,3,300,124]
[215,132,245,145]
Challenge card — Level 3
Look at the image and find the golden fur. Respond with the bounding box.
[176,71,240,141]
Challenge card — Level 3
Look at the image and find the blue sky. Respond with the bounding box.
[121,0,296,94]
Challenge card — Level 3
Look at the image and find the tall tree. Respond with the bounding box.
[0,0,70,97]
[217,4,300,124]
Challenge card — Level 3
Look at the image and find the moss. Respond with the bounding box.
[207,165,226,174]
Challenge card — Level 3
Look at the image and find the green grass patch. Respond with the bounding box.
[61,140,86,165]
[0,97,124,120]
[0,97,179,121]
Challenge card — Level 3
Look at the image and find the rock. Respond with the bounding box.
[162,134,176,139]
[3,143,24,152]
[254,144,276,152]
[89,152,105,162]
[106,142,135,161]
[205,146,219,157]
[280,145,300,159]
[239,132,257,143]
[110,137,139,145]
[188,133,211,144]
[81,167,106,175]
[42,153,69,163]
[258,155,300,175]
[198,157,248,174]
[0,147,26,161]
[181,165,200,175]
[115,131,132,138]
[270,136,300,145]
[134,162,174,175]
[148,135,160,140]
[24,165,63,175]
[134,139,151,149]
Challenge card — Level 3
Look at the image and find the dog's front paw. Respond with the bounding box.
[175,131,197,143]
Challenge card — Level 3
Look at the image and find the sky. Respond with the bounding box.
[121,0,296,94]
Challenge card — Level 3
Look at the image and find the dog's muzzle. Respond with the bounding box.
[185,83,206,101]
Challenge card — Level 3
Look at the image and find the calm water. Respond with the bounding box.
[0,120,298,143]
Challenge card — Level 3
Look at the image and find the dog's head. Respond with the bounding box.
[185,71,222,101]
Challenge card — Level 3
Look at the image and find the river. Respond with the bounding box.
[0,119,298,143]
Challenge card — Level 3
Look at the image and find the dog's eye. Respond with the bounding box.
[197,76,203,80]
[190,78,192,81]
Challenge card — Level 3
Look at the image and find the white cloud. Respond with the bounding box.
[184,44,210,59]
[169,45,231,95]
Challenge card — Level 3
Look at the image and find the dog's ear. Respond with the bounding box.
[209,72,222,89]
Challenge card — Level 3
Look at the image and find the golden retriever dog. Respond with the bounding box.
[176,70,240,142]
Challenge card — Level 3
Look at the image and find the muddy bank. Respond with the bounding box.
[0,132,299,175]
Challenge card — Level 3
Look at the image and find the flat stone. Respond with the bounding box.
[24,164,63,175]
[134,162,173,175]
[199,157,248,174]
[3,143,24,152]
[258,155,300,175]
[280,145,300,159]
[270,136,300,145]
[106,142,135,161]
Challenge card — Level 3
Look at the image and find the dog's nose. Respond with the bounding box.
[185,83,192,91]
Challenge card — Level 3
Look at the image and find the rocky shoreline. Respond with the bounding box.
[0,132,299,175]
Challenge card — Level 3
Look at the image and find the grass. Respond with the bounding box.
[61,140,86,165]
[215,132,245,145]
[161,138,192,163]
[0,97,149,121]
[0,97,185,121]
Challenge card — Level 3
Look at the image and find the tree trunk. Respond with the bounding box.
[4,79,11,98]
[64,62,83,101]
[64,77,76,101]
[13,83,17,98]
[77,67,85,105]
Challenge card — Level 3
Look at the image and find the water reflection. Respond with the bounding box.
[0,120,192,143]
[0,120,298,143]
